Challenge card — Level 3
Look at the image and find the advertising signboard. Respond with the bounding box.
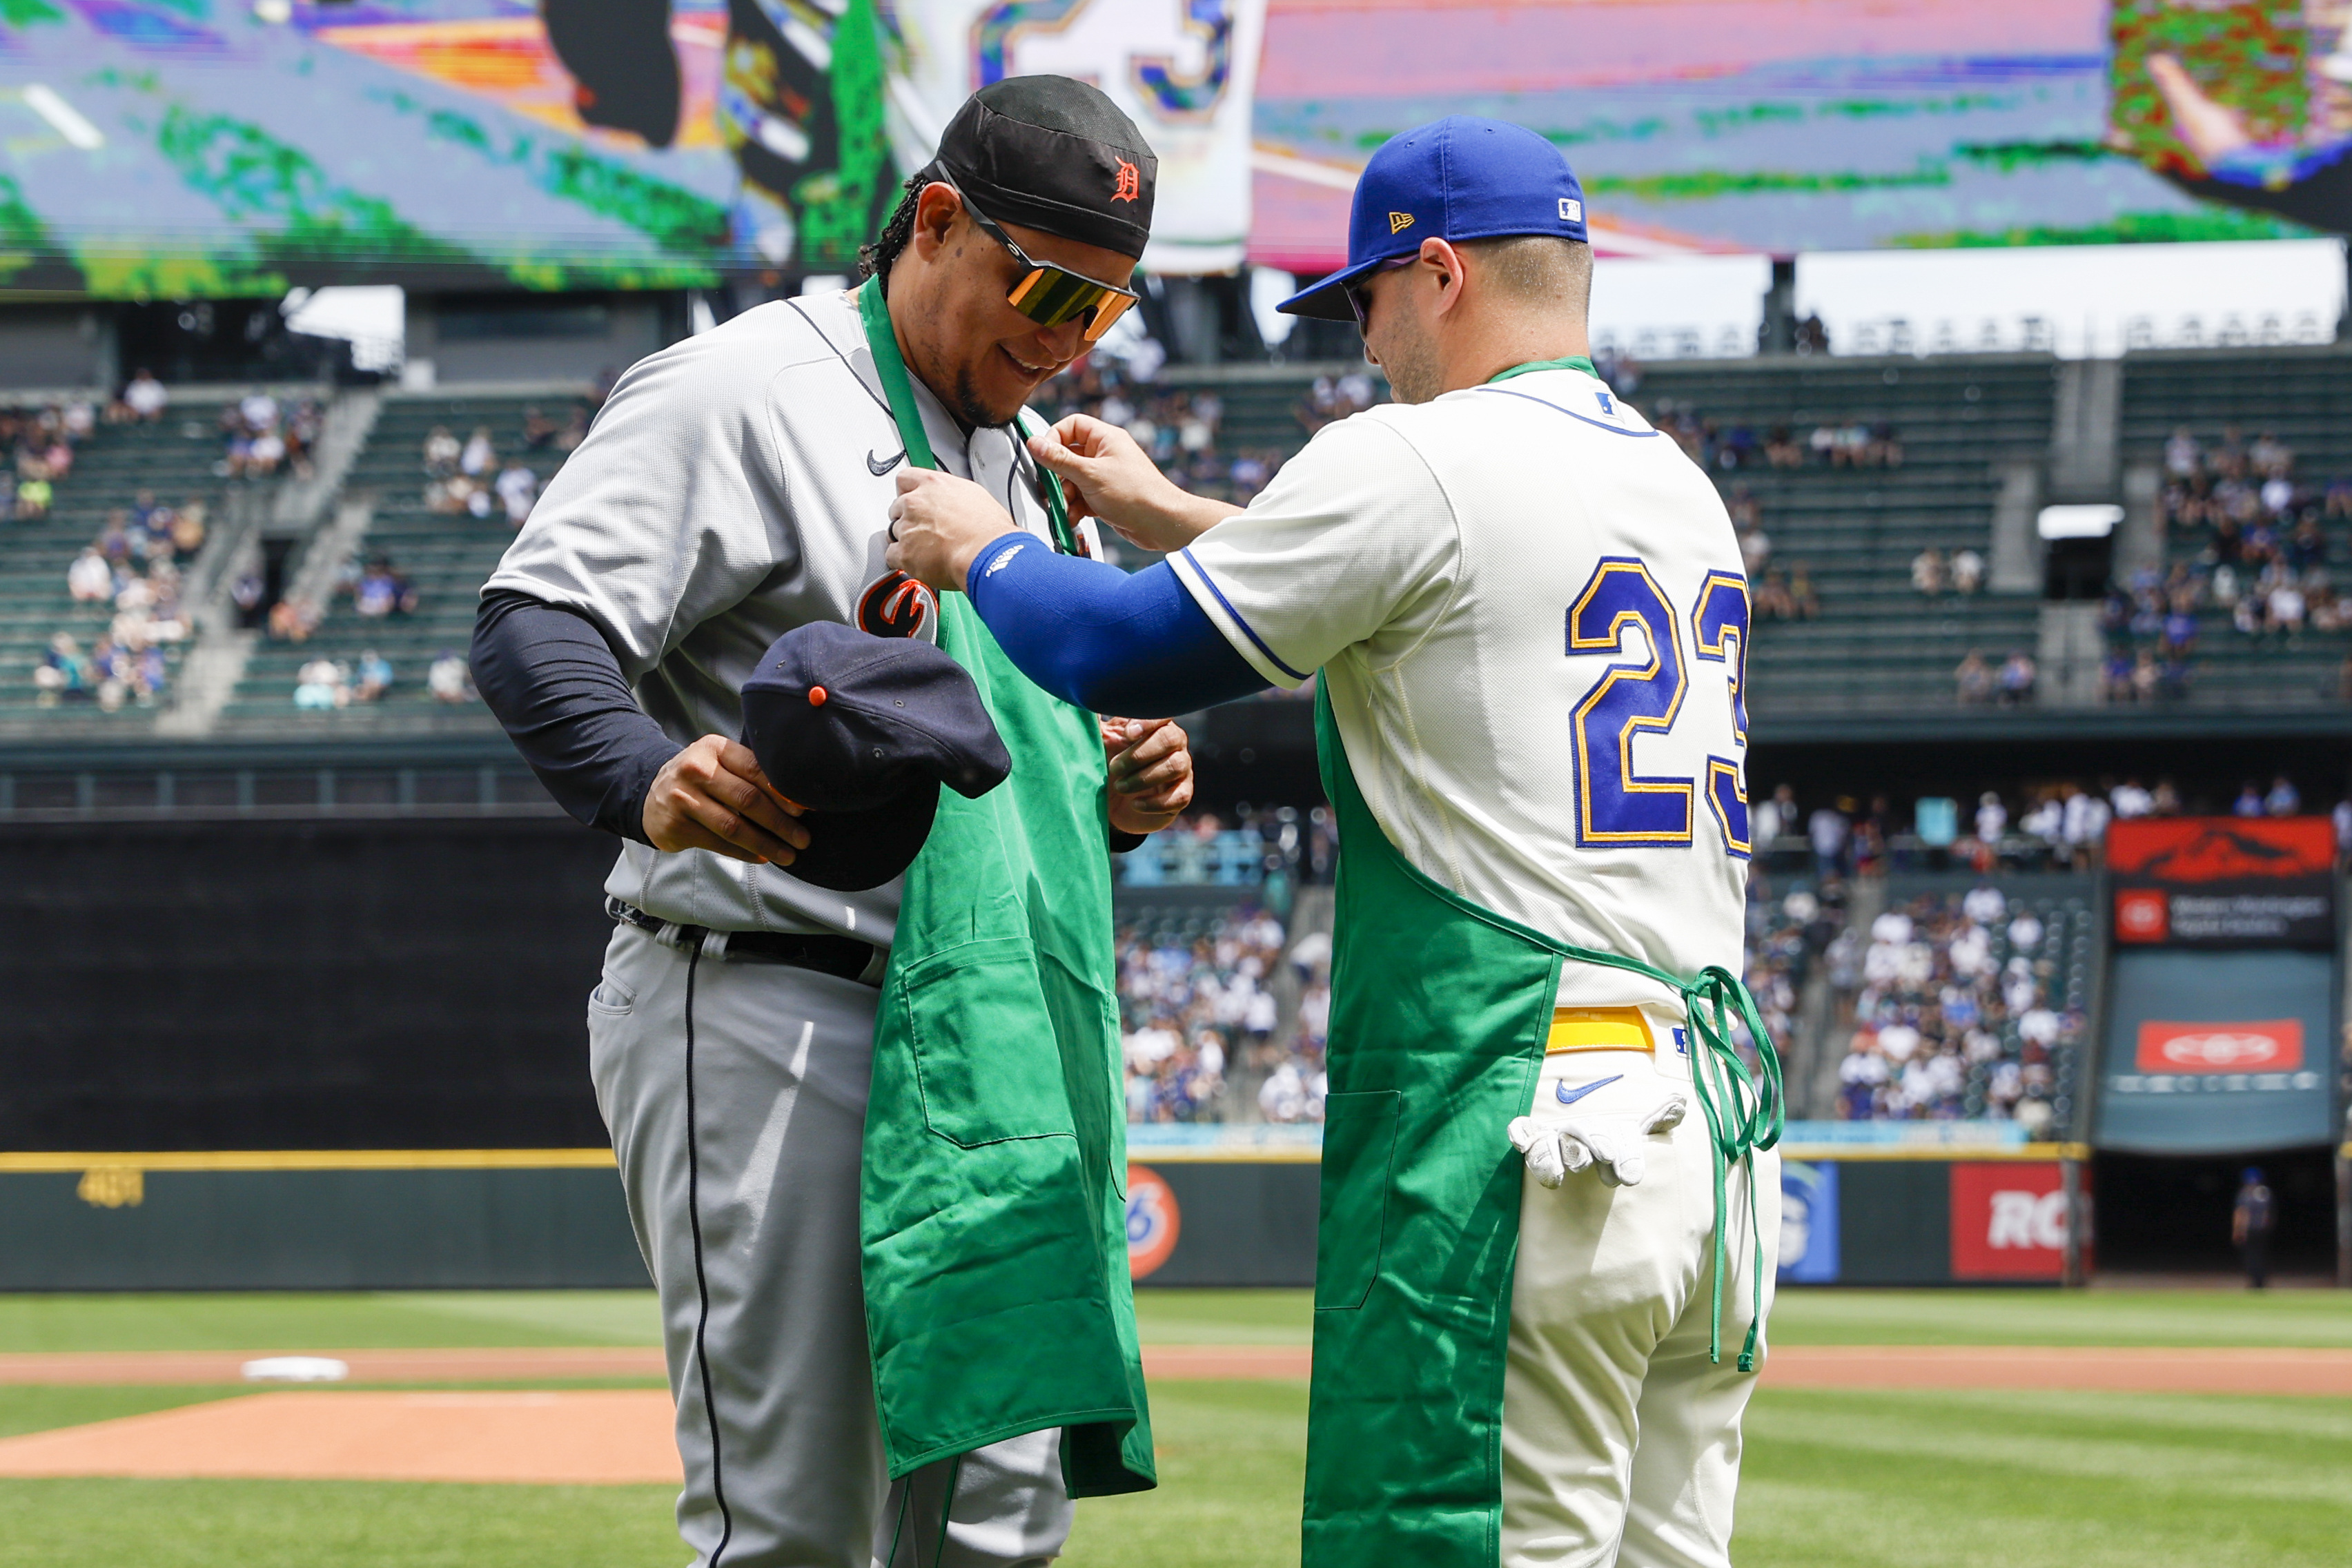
[1948,1161,2075,1280]
[2108,818,2335,951]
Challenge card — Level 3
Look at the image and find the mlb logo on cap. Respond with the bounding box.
[1280,115,1591,322]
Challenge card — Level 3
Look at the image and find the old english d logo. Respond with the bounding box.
[1389,210,1414,234]
[856,571,938,640]
[1112,159,1140,203]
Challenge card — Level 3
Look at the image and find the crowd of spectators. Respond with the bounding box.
[1911,546,1986,597]
[1642,398,1901,477]
[4,398,92,520]
[1953,648,2037,705]
[1753,773,2333,879]
[287,645,473,709]
[2143,426,2348,664]
[215,391,320,482]
[1115,905,1293,1124]
[1036,358,1290,518]
[1723,487,1820,622]
[1741,872,1845,1072]
[37,490,203,710]
[1832,887,2079,1130]
[1117,805,1335,892]
[422,414,567,527]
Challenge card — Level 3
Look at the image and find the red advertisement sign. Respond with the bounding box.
[2107,818,2335,949]
[2134,1019,2303,1074]
[1125,1164,1182,1280]
[1949,1162,2070,1280]
[2107,818,2335,879]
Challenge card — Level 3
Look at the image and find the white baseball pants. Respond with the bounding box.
[1502,1043,1781,1568]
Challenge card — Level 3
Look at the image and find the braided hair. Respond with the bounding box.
[855,172,930,284]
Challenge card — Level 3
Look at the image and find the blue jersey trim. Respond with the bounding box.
[1479,386,1663,438]
[1177,549,1312,682]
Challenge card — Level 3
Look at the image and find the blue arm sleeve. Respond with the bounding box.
[963,538,1273,716]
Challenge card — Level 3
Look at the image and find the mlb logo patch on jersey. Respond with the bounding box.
[1596,391,1616,416]
[1672,1027,1689,1057]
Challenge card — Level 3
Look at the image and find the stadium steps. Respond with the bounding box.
[210,391,589,735]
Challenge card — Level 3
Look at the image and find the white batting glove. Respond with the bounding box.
[1509,1088,1687,1190]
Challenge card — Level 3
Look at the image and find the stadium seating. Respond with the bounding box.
[2115,346,2352,707]
[1115,893,1293,1124]
[1833,878,2093,1133]
[0,407,223,729]
[1629,355,2057,716]
[215,391,582,731]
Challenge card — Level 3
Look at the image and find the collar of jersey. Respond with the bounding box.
[1486,354,1598,384]
[858,277,1076,553]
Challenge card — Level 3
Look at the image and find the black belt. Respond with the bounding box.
[607,898,883,986]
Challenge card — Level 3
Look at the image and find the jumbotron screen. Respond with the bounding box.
[1,0,2344,297]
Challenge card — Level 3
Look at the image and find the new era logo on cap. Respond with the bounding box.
[1278,115,1593,323]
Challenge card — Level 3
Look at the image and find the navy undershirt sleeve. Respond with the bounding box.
[962,540,1273,716]
[473,589,680,843]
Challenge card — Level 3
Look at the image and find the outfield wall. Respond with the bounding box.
[0,1146,2086,1292]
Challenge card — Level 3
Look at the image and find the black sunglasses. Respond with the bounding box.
[1344,257,1417,333]
[943,179,1141,344]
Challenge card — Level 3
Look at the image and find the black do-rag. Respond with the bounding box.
[932,75,1156,260]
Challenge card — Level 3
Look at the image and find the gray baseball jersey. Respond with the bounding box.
[485,288,1083,945]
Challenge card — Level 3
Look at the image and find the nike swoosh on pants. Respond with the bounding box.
[1556,1072,1623,1107]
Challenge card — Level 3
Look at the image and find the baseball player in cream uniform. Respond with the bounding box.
[885,117,1783,1567]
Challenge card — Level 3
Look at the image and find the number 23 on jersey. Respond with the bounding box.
[1566,558,1750,859]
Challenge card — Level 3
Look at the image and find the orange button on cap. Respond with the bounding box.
[808,686,827,706]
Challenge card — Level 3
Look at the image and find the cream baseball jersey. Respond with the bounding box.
[1169,364,1752,1015]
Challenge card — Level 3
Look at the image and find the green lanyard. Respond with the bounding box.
[1486,353,1598,384]
[1551,940,1784,1370]
[857,278,1077,556]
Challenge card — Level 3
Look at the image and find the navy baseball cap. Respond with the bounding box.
[739,623,1012,892]
[1278,115,1589,323]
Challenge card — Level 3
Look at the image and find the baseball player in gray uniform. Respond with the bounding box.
[471,77,1192,1568]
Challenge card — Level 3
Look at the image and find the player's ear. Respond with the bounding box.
[1424,238,1463,311]
[911,182,962,258]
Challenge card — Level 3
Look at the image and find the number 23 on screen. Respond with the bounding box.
[1567,558,1750,859]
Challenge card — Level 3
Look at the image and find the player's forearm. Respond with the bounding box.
[473,589,679,843]
[1130,491,1242,552]
[963,547,1270,714]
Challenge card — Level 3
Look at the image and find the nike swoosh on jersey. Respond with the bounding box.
[868,448,904,476]
[1556,1073,1623,1107]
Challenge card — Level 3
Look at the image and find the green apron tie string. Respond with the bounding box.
[1545,944,1785,1370]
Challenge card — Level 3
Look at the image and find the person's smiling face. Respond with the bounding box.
[898,185,1140,429]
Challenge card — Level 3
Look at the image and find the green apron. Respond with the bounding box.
[1303,689,1781,1566]
[854,279,1154,1497]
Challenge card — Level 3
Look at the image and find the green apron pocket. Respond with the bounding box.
[902,937,1079,1147]
[1314,1090,1400,1311]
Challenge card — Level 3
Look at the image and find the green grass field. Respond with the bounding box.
[1,1288,2348,1566]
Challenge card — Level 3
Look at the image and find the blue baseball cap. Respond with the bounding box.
[1278,115,1589,323]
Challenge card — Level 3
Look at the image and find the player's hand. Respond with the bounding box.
[1103,716,1194,836]
[643,734,810,865]
[1029,415,1239,554]
[885,468,1021,594]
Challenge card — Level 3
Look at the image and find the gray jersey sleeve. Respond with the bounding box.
[484,320,825,680]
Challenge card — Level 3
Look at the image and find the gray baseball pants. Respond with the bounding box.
[587,922,1075,1567]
